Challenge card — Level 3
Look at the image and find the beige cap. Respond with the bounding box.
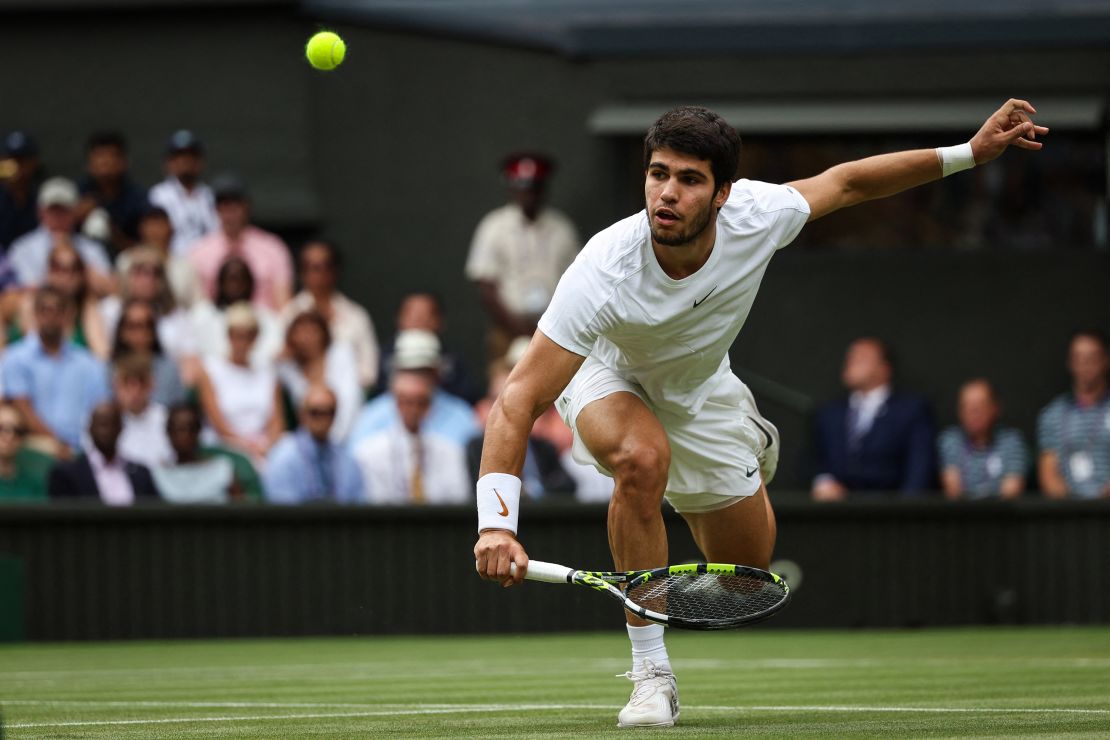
[38,177,78,208]
[393,329,441,370]
[225,301,259,331]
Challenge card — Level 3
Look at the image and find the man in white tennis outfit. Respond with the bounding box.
[474,101,1046,728]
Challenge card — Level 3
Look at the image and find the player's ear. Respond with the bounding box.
[713,180,732,208]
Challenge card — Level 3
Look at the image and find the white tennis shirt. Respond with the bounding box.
[537,179,810,419]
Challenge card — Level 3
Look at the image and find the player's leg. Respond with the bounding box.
[576,390,671,616]
[679,482,777,569]
[575,392,679,728]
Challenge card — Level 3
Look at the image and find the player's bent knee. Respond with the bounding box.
[608,442,670,493]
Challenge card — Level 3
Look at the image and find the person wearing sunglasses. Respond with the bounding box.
[263,385,364,504]
[0,401,53,502]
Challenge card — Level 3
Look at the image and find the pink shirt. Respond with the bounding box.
[188,226,294,311]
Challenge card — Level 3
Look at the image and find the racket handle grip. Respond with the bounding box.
[512,560,573,583]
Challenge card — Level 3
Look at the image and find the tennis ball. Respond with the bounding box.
[306,31,346,71]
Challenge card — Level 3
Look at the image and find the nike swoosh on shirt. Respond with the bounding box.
[493,489,510,517]
[745,467,758,478]
[693,285,718,308]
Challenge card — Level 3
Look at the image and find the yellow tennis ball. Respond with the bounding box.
[306,31,346,71]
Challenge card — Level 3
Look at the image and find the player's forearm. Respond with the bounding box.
[478,393,538,478]
[831,149,942,208]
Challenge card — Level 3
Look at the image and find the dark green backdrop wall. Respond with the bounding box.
[1,7,1107,488]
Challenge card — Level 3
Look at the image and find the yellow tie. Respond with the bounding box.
[410,434,426,504]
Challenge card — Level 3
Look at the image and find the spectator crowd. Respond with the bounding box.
[0,129,1106,506]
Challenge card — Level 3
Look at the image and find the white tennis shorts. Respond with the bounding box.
[555,356,779,513]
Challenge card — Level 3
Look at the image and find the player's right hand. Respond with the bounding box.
[474,530,528,587]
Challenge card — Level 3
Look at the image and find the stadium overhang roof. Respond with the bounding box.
[304,0,1110,58]
[588,97,1107,135]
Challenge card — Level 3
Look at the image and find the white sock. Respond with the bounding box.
[627,623,670,673]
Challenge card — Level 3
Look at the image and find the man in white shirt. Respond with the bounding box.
[354,369,469,505]
[465,154,579,359]
[473,101,1048,728]
[113,353,174,469]
[7,177,112,287]
[147,130,218,256]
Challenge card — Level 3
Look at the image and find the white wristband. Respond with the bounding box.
[936,142,975,177]
[477,473,521,535]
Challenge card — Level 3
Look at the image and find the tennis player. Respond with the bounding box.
[474,100,1046,728]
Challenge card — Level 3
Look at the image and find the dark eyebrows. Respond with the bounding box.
[647,161,709,180]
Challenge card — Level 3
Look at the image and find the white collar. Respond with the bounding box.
[850,384,891,410]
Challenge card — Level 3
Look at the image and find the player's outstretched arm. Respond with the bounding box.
[789,99,1049,222]
[474,331,585,587]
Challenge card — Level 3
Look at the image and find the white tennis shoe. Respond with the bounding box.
[616,659,680,728]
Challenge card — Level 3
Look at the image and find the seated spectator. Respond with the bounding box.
[0,130,42,250]
[812,337,935,500]
[188,175,292,311]
[0,401,53,502]
[48,401,159,504]
[113,353,174,469]
[938,379,1028,500]
[281,239,379,390]
[354,369,469,504]
[100,246,197,366]
[111,298,187,406]
[16,242,110,358]
[147,130,218,255]
[467,355,575,499]
[7,177,111,288]
[3,287,110,457]
[376,290,478,403]
[264,385,365,504]
[117,205,203,308]
[152,403,262,503]
[1037,329,1110,498]
[348,329,478,449]
[74,131,147,257]
[196,302,284,461]
[276,311,361,442]
[190,256,282,364]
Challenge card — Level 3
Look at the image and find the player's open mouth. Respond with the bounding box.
[654,209,680,225]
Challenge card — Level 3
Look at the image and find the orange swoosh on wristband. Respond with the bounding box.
[493,489,509,517]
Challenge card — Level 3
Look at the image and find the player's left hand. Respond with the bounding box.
[970,99,1049,165]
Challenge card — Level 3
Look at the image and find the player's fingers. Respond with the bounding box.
[1004,122,1035,142]
[1002,98,1036,115]
[511,550,529,585]
[495,547,512,580]
[1011,137,1043,151]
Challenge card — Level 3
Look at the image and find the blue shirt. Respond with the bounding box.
[1037,393,1110,499]
[938,426,1028,499]
[347,389,478,449]
[2,335,110,448]
[264,429,366,504]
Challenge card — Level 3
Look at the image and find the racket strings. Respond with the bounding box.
[626,573,785,624]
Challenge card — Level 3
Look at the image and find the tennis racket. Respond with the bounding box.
[502,560,790,630]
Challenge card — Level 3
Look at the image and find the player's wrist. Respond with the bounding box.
[476,473,521,535]
[936,142,975,177]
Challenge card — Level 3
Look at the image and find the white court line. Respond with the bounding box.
[3,656,1107,681]
[6,702,1110,729]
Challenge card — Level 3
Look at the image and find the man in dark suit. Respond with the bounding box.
[812,337,935,500]
[48,401,159,504]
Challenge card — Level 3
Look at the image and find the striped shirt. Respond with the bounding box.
[938,426,1028,499]
[1036,393,1110,499]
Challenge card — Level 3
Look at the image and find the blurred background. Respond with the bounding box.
[0,0,1107,642]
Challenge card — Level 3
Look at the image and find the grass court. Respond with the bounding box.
[1,627,1108,738]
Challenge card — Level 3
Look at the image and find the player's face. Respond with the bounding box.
[644,148,728,248]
